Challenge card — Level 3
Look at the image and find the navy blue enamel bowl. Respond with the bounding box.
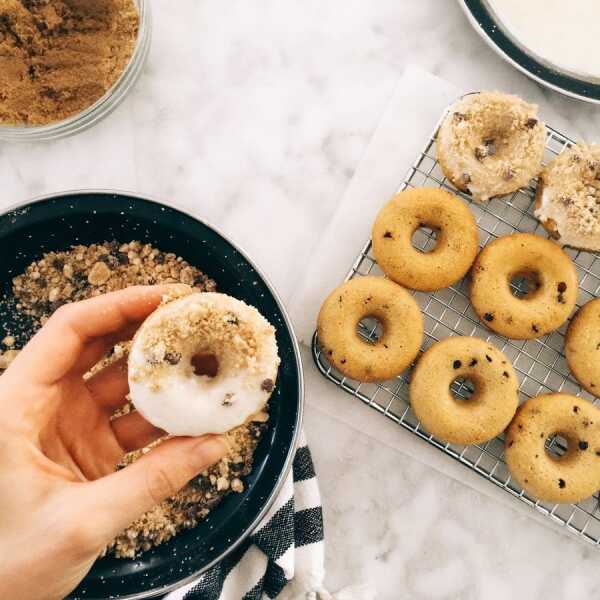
[0,191,303,599]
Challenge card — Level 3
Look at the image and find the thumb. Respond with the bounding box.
[80,435,228,541]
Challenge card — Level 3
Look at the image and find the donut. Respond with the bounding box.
[437,91,545,202]
[371,188,479,291]
[317,276,423,382]
[128,292,280,436]
[566,299,600,397]
[535,143,600,251]
[470,233,577,339]
[409,336,519,445]
[505,394,600,504]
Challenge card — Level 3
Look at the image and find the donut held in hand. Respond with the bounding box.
[128,292,280,436]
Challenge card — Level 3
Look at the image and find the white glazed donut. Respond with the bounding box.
[128,292,280,436]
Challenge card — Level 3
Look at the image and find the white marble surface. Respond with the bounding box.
[3,1,600,598]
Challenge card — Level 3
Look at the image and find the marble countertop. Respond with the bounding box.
[3,1,600,598]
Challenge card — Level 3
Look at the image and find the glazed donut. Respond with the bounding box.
[505,394,600,504]
[566,298,600,397]
[128,292,280,436]
[371,188,479,291]
[437,91,545,202]
[535,143,600,251]
[470,233,577,339]
[409,336,519,445]
[317,276,423,382]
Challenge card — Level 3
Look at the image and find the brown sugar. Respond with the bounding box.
[0,0,140,126]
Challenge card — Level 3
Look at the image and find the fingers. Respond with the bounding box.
[78,435,228,540]
[111,411,165,452]
[86,359,129,411]
[14,286,169,385]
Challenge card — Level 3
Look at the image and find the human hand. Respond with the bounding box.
[0,286,228,600]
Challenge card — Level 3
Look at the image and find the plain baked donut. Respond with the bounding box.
[566,298,600,397]
[470,233,577,339]
[317,276,423,382]
[535,143,600,251]
[437,91,545,202]
[128,292,280,436]
[409,336,519,445]
[372,188,479,291]
[505,394,600,504]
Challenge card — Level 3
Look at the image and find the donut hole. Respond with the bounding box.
[411,225,439,254]
[545,433,570,460]
[509,270,541,299]
[450,376,477,401]
[191,352,219,378]
[357,316,384,344]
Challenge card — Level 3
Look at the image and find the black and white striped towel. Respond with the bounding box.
[165,432,372,600]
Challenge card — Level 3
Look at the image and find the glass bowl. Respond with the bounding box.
[0,0,152,142]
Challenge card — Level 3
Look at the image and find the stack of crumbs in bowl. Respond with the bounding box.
[0,241,269,558]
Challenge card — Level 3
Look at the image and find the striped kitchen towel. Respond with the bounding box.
[165,432,373,600]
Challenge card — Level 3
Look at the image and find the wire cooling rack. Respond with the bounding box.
[312,106,600,547]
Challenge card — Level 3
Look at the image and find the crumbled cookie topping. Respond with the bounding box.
[12,241,216,324]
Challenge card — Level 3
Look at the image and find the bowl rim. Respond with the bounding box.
[458,0,600,105]
[0,188,305,600]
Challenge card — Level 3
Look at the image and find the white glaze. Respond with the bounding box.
[488,0,600,79]
[128,293,279,436]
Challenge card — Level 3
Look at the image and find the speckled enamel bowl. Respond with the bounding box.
[0,190,303,599]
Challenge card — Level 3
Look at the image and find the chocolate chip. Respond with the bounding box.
[579,441,589,451]
[469,358,477,367]
[453,360,462,369]
[540,432,545,438]
[503,371,509,378]
[518,424,523,430]
[596,450,600,457]
[525,118,538,129]
[557,282,567,293]
[474,146,487,161]
[532,324,539,333]
[52,257,64,270]
[558,479,566,489]
[225,313,239,325]
[508,440,514,447]
[483,313,494,322]
[485,355,492,362]
[261,378,274,392]
[341,359,346,364]
[154,253,165,264]
[164,351,181,365]
[573,406,580,413]
[383,231,393,239]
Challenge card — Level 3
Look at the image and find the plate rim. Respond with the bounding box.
[0,188,305,600]
[458,0,600,105]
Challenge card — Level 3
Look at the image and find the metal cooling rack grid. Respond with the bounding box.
[311,111,600,547]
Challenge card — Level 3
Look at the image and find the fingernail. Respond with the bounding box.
[191,435,228,468]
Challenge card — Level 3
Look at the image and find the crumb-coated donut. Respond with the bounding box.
[410,336,519,445]
[566,299,600,397]
[129,292,280,436]
[470,233,577,339]
[371,188,479,292]
[437,91,545,202]
[505,394,600,504]
[317,276,423,382]
[535,143,600,251]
